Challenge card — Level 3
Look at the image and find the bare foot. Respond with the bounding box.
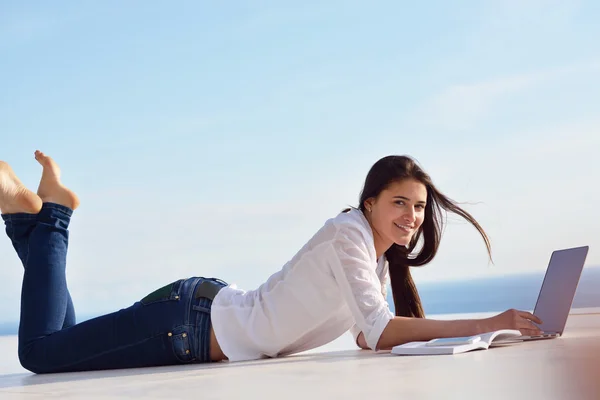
[0,161,43,214]
[35,150,80,210]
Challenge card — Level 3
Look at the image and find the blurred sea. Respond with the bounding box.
[1,267,599,336]
[406,266,600,316]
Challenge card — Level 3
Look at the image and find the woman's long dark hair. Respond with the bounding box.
[349,155,492,318]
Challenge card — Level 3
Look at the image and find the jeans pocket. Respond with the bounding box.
[140,279,184,305]
[169,326,194,363]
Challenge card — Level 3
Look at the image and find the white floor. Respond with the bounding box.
[1,309,598,400]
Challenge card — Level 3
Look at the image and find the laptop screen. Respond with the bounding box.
[533,246,589,334]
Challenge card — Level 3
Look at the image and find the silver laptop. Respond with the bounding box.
[519,245,589,341]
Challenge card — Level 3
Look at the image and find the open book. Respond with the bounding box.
[391,329,523,355]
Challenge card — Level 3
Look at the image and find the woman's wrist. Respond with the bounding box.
[474,317,493,334]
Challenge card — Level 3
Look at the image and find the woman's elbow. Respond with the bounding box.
[356,332,370,350]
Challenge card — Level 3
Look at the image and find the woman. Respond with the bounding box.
[1,151,542,374]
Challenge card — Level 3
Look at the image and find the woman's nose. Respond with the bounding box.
[404,208,416,223]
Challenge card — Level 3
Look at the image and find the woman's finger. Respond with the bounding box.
[518,319,543,335]
[517,310,543,325]
[519,328,543,336]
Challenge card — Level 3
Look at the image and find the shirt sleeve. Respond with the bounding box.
[349,324,361,346]
[348,259,391,347]
[378,260,390,308]
[329,226,394,351]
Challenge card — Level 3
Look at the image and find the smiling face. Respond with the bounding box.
[364,178,428,258]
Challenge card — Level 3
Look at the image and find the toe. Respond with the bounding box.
[34,151,49,164]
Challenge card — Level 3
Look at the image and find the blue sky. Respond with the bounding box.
[1,1,599,321]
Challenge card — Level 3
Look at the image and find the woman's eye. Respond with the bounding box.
[394,201,425,209]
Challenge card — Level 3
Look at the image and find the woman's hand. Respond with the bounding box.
[483,309,543,336]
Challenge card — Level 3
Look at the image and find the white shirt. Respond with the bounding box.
[210,208,395,362]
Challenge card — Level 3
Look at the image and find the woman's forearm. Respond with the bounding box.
[376,316,488,350]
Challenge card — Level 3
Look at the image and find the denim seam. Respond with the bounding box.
[192,305,211,313]
[199,297,212,363]
[25,238,31,270]
[2,214,38,222]
[42,203,73,216]
[187,278,201,360]
[183,322,198,362]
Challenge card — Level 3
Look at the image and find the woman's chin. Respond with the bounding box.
[394,238,411,247]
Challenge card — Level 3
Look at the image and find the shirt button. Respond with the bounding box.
[168,332,172,337]
[182,333,187,338]
[185,350,190,354]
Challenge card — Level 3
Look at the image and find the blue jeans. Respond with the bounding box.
[2,203,226,374]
